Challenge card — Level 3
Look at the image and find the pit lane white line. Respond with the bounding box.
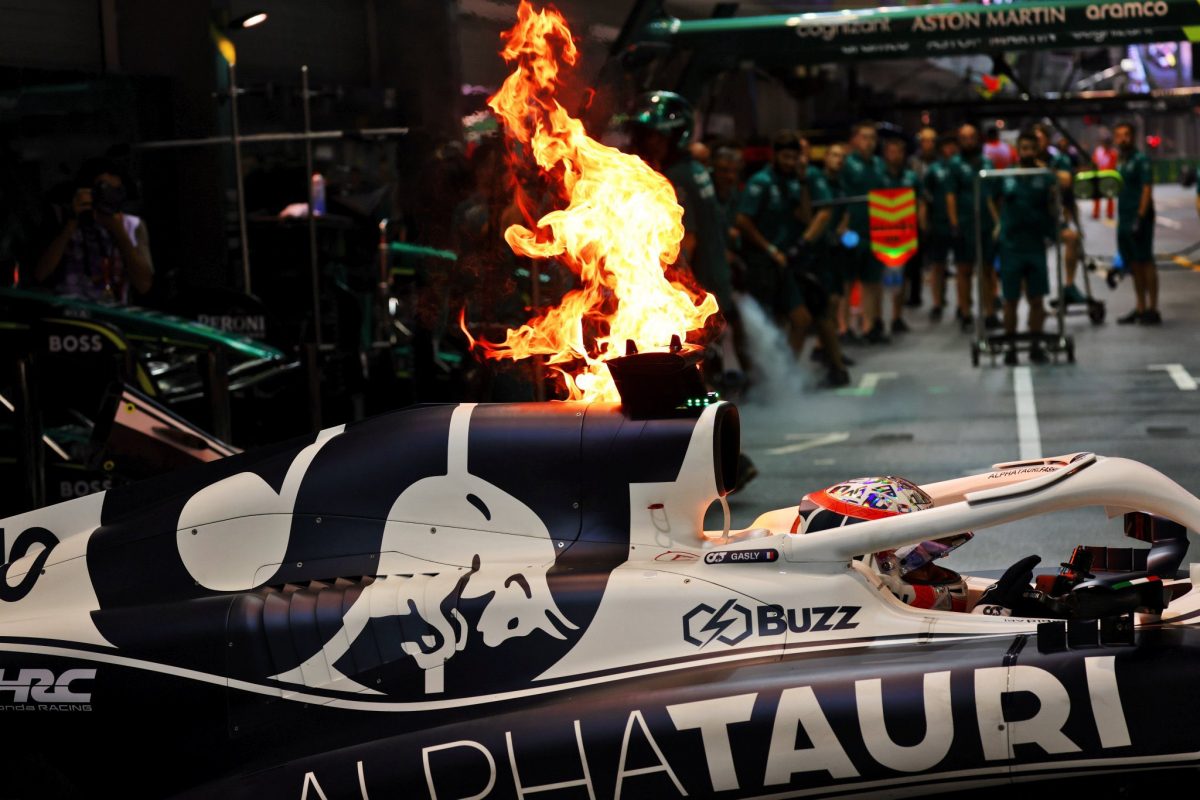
[1149,363,1198,391]
[766,432,851,457]
[1013,367,1042,460]
[835,371,897,397]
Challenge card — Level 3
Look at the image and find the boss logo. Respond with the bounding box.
[58,479,111,499]
[47,334,105,353]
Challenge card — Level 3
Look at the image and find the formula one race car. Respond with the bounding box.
[2,351,1198,799]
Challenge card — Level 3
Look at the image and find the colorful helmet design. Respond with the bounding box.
[629,91,694,148]
[792,476,970,611]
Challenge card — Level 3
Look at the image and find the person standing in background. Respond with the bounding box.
[879,137,922,335]
[1113,121,1159,325]
[33,157,153,303]
[792,140,851,388]
[907,127,939,310]
[841,121,890,343]
[923,133,960,324]
[1034,123,1084,307]
[736,130,812,357]
[950,123,999,332]
[711,146,744,270]
[996,131,1057,365]
[983,126,1015,170]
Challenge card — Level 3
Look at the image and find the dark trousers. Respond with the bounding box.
[905,242,924,304]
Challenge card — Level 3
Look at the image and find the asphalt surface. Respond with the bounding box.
[722,185,1200,572]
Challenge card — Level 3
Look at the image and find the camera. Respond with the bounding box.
[93,181,127,216]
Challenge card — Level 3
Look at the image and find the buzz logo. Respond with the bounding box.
[684,601,861,648]
[683,600,753,648]
[0,668,95,708]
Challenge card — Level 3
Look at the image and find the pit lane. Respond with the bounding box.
[726,185,1200,570]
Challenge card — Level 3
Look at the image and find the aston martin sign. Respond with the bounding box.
[642,0,1200,64]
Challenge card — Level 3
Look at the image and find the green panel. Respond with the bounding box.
[642,0,1200,64]
[0,288,284,360]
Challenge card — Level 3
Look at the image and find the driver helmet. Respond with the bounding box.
[628,90,695,149]
[792,476,971,611]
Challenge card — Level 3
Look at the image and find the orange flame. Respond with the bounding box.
[470,1,718,402]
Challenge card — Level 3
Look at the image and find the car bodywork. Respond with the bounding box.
[1,398,1198,799]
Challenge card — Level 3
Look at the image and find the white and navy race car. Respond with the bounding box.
[2,372,1198,798]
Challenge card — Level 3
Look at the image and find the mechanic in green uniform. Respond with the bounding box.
[879,137,923,336]
[950,123,999,332]
[628,91,750,364]
[923,133,960,323]
[906,126,939,309]
[996,131,1057,365]
[1113,121,1158,325]
[812,142,850,332]
[793,141,851,387]
[1034,123,1085,306]
[736,130,811,358]
[711,146,744,270]
[842,121,890,343]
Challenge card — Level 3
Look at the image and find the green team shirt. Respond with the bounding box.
[842,151,887,234]
[950,152,996,233]
[880,166,919,194]
[923,158,958,232]
[807,164,845,248]
[1044,151,1073,174]
[737,163,805,255]
[1116,149,1154,231]
[716,185,741,247]
[997,171,1056,253]
[665,157,731,297]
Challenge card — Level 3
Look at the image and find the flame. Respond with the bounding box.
[469,1,718,402]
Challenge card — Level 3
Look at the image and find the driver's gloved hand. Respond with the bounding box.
[972,554,1041,615]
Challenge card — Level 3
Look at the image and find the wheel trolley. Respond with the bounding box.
[1048,228,1106,325]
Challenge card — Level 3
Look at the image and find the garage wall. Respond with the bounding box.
[0,0,103,71]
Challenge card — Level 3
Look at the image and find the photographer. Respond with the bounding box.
[34,157,153,303]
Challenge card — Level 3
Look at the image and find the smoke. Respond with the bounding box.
[735,293,811,402]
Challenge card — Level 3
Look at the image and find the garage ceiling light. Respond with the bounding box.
[231,11,268,29]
